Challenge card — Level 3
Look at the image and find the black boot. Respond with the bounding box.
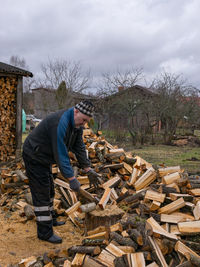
[53,220,65,226]
[40,234,62,244]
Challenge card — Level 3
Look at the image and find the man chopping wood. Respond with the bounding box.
[22,100,100,244]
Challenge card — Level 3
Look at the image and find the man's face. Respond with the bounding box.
[74,109,91,128]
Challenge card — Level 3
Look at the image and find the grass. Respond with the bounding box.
[129,145,200,174]
[22,132,29,144]
[22,132,200,174]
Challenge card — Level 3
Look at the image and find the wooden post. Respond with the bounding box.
[16,76,23,158]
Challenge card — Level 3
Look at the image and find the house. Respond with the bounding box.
[31,87,97,119]
[0,61,33,162]
[24,84,155,132]
[97,84,155,130]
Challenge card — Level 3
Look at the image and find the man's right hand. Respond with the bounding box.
[69,178,80,192]
[87,169,101,188]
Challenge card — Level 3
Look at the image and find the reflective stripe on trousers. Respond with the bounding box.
[36,215,52,222]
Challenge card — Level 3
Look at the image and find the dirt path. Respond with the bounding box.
[0,211,83,266]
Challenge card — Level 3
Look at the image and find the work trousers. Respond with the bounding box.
[23,152,57,240]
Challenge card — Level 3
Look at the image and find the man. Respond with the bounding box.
[22,100,100,244]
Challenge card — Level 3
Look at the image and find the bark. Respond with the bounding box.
[24,204,35,220]
[68,245,100,256]
[110,232,138,250]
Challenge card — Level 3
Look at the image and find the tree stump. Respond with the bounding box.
[85,204,124,231]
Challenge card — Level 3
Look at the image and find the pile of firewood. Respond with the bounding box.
[2,128,200,266]
[0,77,17,162]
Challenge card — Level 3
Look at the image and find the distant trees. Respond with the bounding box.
[96,67,157,145]
[39,58,91,91]
[38,58,92,109]
[107,90,156,145]
[9,55,36,92]
[96,68,200,145]
[111,93,148,145]
[95,67,144,138]
[9,55,36,114]
[10,55,26,68]
[55,81,68,109]
[152,72,200,144]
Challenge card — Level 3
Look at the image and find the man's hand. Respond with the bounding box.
[87,169,101,188]
[69,178,81,192]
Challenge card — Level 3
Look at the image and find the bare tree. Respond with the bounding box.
[106,89,154,145]
[39,58,91,92]
[10,55,26,68]
[9,55,36,92]
[96,67,143,97]
[152,71,200,144]
[95,67,144,133]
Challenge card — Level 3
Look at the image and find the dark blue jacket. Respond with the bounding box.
[23,107,90,178]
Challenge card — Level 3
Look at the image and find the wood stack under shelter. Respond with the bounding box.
[0,62,33,162]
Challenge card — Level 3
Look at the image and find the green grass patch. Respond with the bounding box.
[131,145,200,174]
[22,132,29,144]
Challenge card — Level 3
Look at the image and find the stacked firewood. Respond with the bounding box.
[2,128,200,266]
[0,77,17,162]
[0,160,28,195]
[45,128,200,266]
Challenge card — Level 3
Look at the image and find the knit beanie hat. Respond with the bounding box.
[75,100,94,117]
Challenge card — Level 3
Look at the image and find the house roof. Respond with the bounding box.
[118,84,154,96]
[183,96,200,106]
[32,87,54,92]
[104,84,154,100]
[71,91,97,100]
[0,62,33,77]
[32,87,97,100]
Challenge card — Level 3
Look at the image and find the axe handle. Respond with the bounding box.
[79,188,98,203]
[73,166,99,203]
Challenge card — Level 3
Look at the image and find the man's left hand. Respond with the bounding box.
[69,178,81,192]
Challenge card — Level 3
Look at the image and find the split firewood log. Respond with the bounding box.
[120,190,146,205]
[176,261,193,267]
[148,236,168,267]
[68,245,101,256]
[110,232,138,250]
[83,255,106,267]
[71,253,85,266]
[114,256,129,267]
[97,249,116,266]
[182,239,200,252]
[185,252,200,266]
[24,204,35,220]
[127,229,143,246]
[82,238,108,247]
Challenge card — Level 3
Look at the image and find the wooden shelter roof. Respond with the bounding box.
[0,62,33,77]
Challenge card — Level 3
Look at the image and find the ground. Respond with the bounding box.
[0,210,83,266]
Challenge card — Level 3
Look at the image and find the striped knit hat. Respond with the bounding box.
[75,100,94,117]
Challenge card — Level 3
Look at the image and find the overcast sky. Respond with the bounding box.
[1,0,200,90]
